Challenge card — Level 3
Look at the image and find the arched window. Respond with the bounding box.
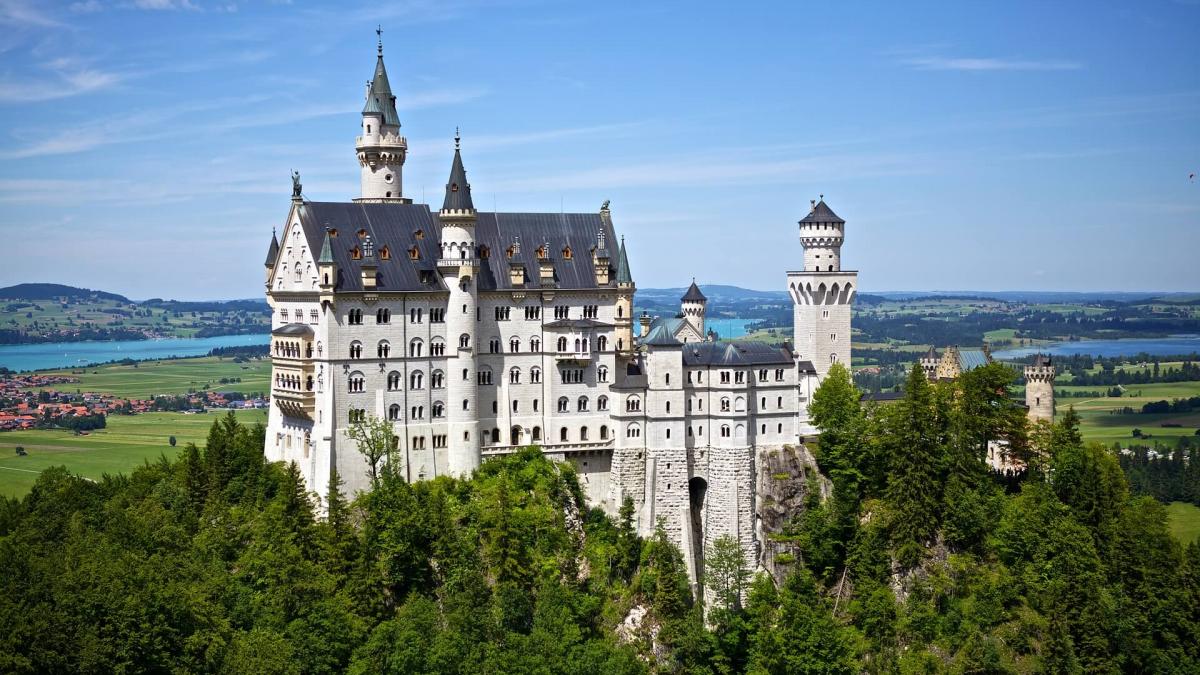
[598,365,609,383]
[580,426,589,441]
[666,401,671,413]
[377,340,390,358]
[349,341,363,359]
[532,426,542,442]
[531,337,541,352]
[598,335,608,352]
[293,263,302,283]
[410,339,423,357]
[830,353,838,364]
[530,367,542,384]
[509,367,521,384]
[574,338,581,352]
[557,336,568,352]
[600,425,609,440]
[348,372,365,393]
[560,427,569,442]
[410,370,424,389]
[721,425,731,438]
[558,397,569,413]
[489,338,500,354]
[433,401,444,418]
[387,371,401,391]
[431,370,444,388]
[721,397,730,412]
[735,396,746,412]
[459,334,471,349]
[626,423,641,438]
[376,308,390,324]
[577,396,588,412]
[348,308,363,325]
[626,395,641,412]
[510,337,520,353]
[388,404,401,421]
[598,395,609,411]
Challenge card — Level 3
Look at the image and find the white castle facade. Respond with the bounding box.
[263,41,857,587]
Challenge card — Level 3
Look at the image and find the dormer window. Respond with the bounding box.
[350,246,361,260]
[450,183,459,192]
[414,229,424,240]
[479,245,490,259]
[562,246,572,260]
[380,246,390,260]
[328,228,338,238]
[536,246,547,260]
[409,246,420,260]
[357,229,368,239]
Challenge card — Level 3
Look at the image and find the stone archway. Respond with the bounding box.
[688,477,708,593]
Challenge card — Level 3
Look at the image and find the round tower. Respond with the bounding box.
[680,279,707,338]
[1024,355,1056,422]
[437,132,481,477]
[799,195,845,272]
[355,30,407,202]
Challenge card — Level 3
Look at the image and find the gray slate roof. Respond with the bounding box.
[441,146,475,212]
[957,348,991,372]
[643,323,682,347]
[272,323,314,337]
[615,236,633,285]
[799,199,844,224]
[682,341,794,366]
[681,280,706,303]
[292,202,619,293]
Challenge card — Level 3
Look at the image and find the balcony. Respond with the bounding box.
[437,257,479,272]
[272,387,315,421]
[554,351,592,363]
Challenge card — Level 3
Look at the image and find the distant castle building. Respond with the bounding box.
[262,38,856,591]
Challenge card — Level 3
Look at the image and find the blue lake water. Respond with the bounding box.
[0,334,271,372]
[707,318,756,339]
[993,335,1200,360]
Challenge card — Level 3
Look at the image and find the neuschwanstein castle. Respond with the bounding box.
[263,38,857,586]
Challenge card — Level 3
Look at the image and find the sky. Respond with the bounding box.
[0,0,1197,300]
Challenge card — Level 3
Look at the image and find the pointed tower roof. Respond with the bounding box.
[441,131,475,212]
[362,32,401,127]
[681,279,706,303]
[264,230,280,266]
[318,229,334,264]
[799,198,844,224]
[615,236,633,285]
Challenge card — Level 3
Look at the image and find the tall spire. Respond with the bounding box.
[318,228,334,264]
[362,28,400,127]
[441,131,475,212]
[264,229,280,267]
[615,235,633,285]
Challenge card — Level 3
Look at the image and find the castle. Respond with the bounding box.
[262,39,855,589]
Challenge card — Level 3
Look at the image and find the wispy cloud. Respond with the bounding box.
[0,67,120,103]
[901,55,1083,72]
[0,0,63,26]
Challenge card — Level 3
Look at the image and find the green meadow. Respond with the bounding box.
[1167,502,1200,545]
[0,410,267,497]
[1058,380,1200,446]
[32,355,271,399]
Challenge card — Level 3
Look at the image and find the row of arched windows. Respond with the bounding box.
[555,395,608,412]
[347,338,447,360]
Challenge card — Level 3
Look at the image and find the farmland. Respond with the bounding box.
[0,409,266,497]
[29,355,271,398]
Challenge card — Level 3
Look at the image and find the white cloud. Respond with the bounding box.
[0,0,63,26]
[901,56,1082,72]
[0,67,120,103]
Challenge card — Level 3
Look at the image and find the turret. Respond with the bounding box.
[317,228,336,306]
[436,132,480,478]
[355,29,407,202]
[264,229,280,286]
[1025,355,1056,422]
[680,279,706,337]
[614,233,636,354]
[799,196,845,272]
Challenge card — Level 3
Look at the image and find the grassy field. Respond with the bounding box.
[32,355,271,398]
[1058,380,1200,446]
[0,409,267,497]
[1167,502,1200,545]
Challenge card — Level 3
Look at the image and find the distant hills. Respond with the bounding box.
[0,283,129,303]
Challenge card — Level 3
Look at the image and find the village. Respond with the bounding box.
[0,372,268,432]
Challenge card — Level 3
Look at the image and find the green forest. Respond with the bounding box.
[2,363,1198,673]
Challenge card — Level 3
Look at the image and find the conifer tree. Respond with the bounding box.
[885,365,944,565]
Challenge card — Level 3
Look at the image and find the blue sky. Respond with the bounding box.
[0,0,1197,300]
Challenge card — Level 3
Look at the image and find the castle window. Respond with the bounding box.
[580,426,589,441]
[414,229,424,240]
[562,246,572,259]
[558,397,569,413]
[509,367,521,384]
[735,372,745,384]
[410,338,424,357]
[350,246,361,260]
[349,341,363,359]
[431,340,445,356]
[348,308,363,325]
[477,368,493,385]
[822,310,829,319]
[721,397,730,412]
[776,368,784,381]
[409,246,420,260]
[462,399,469,411]
[349,408,366,423]
[388,404,401,421]
[831,353,838,364]
[626,424,641,438]
[387,371,401,390]
[665,428,670,439]
[531,337,541,352]
[578,396,588,412]
[600,425,609,440]
[489,338,500,354]
[510,337,520,353]
[433,401,444,418]
[348,372,365,393]
[495,306,511,321]
[665,373,670,386]
[831,333,837,341]
[377,340,390,358]
[512,400,519,412]
[777,396,783,407]
[410,308,423,323]
[720,371,730,384]
[432,370,444,388]
[459,334,471,349]
[557,336,568,352]
[626,396,641,412]
[598,395,609,411]
[560,427,569,442]
[357,228,368,239]
[412,406,424,420]
[410,371,424,390]
[721,425,730,438]
[530,367,542,384]
[480,245,490,259]
[666,401,671,413]
[598,335,607,351]
[533,398,539,412]
[778,423,783,433]
[598,365,609,383]
[532,426,542,442]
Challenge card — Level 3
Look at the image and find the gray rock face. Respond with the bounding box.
[755,443,827,584]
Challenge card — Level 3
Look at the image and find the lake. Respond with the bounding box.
[993,335,1200,360]
[0,334,271,372]
[707,318,756,339]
